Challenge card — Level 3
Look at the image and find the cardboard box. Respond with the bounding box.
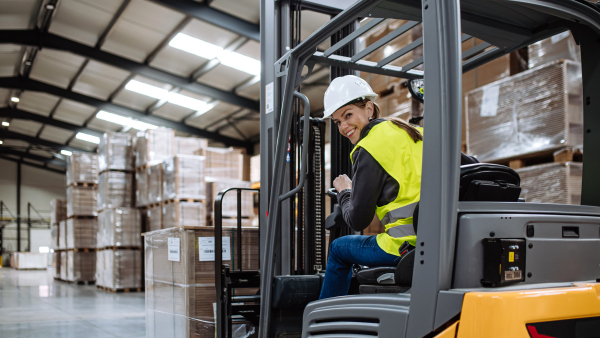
[98,208,141,248]
[50,199,67,225]
[60,251,67,280]
[206,179,254,219]
[174,137,208,156]
[162,202,206,228]
[147,164,163,205]
[135,169,148,207]
[162,155,206,201]
[99,132,134,172]
[66,251,96,282]
[12,252,48,270]
[135,128,175,168]
[67,186,97,217]
[466,60,583,162]
[52,252,60,278]
[146,205,162,232]
[66,152,98,185]
[516,162,582,205]
[96,249,142,289]
[98,171,133,210]
[59,221,67,250]
[50,223,59,250]
[200,147,245,181]
[528,31,580,69]
[66,218,98,249]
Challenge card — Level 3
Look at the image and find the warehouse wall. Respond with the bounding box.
[0,158,66,265]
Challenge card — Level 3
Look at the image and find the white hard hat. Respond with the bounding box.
[323,75,378,119]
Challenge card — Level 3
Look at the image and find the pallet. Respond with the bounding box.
[66,248,97,252]
[99,169,134,175]
[67,215,97,220]
[499,147,583,169]
[163,198,206,205]
[98,246,141,251]
[67,182,97,188]
[146,202,162,209]
[96,285,144,293]
[67,280,95,285]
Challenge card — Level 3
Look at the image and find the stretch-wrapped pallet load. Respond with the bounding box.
[52,252,61,278]
[147,163,163,205]
[465,60,583,163]
[60,251,68,280]
[50,199,67,225]
[59,221,67,250]
[162,155,205,202]
[98,208,141,248]
[135,127,175,168]
[174,137,207,156]
[528,31,581,69]
[250,155,260,184]
[98,171,133,210]
[12,252,48,270]
[516,162,582,205]
[66,152,98,185]
[146,205,162,232]
[66,251,96,282]
[206,179,253,219]
[66,218,97,249]
[96,252,104,286]
[50,223,59,250]
[201,147,244,180]
[162,201,206,228]
[99,132,134,172]
[67,186,98,217]
[100,249,143,289]
[145,227,259,338]
[135,169,148,207]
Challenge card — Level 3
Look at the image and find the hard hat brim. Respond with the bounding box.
[323,93,378,119]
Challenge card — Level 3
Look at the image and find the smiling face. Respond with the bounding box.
[331,101,374,144]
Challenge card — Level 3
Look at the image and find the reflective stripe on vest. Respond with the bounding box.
[350,121,423,256]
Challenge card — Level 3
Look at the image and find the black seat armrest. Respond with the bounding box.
[356,267,396,285]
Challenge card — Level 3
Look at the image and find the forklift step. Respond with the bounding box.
[231,295,260,302]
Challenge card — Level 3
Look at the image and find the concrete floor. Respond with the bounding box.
[0,268,145,338]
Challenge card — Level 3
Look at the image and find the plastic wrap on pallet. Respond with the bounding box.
[66,152,98,185]
[144,227,258,338]
[135,169,148,207]
[52,252,61,278]
[135,127,175,168]
[96,251,105,287]
[50,223,59,250]
[66,251,96,282]
[99,132,134,172]
[219,218,254,228]
[98,208,141,248]
[66,218,98,249]
[12,252,48,270]
[59,221,67,250]
[60,251,68,280]
[100,249,143,289]
[465,60,583,162]
[174,137,207,156]
[528,31,581,69]
[163,155,206,201]
[50,199,67,225]
[67,186,98,217]
[98,171,133,210]
[162,202,206,228]
[206,179,253,219]
[147,163,163,204]
[199,147,244,180]
[250,155,260,184]
[516,162,582,205]
[146,205,162,232]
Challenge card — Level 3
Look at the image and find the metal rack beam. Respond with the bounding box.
[0,108,104,139]
[0,129,89,153]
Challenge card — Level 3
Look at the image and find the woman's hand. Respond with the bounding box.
[333,174,352,192]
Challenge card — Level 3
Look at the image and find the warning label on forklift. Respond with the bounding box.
[505,270,522,281]
[199,237,231,261]
[266,82,274,114]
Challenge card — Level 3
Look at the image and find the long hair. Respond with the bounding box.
[352,99,423,143]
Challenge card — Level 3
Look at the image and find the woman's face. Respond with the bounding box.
[331,102,373,144]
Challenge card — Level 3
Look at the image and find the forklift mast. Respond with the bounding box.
[258,0,600,337]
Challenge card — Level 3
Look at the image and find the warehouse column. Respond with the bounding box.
[16,162,21,252]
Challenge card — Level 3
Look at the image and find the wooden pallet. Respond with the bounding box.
[490,147,583,170]
[96,285,144,293]
[99,169,134,175]
[146,202,162,209]
[163,198,206,205]
[67,215,97,220]
[98,246,141,251]
[67,280,95,285]
[66,247,97,252]
[67,182,97,188]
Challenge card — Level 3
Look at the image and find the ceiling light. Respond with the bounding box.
[125,80,169,100]
[129,120,158,130]
[218,52,261,75]
[96,110,157,130]
[2,122,9,126]
[10,97,19,103]
[167,92,210,111]
[75,132,100,144]
[61,150,72,156]
[0,140,3,145]
[169,33,224,60]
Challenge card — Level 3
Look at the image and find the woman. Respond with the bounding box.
[319,75,423,299]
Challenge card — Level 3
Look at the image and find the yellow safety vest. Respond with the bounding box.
[350,121,423,256]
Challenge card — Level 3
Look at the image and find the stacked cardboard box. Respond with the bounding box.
[97,249,143,290]
[201,147,245,181]
[147,164,163,205]
[162,201,207,228]
[206,179,253,220]
[528,31,580,69]
[11,252,48,270]
[162,155,206,202]
[98,171,133,210]
[59,221,67,250]
[98,132,134,172]
[64,151,98,283]
[174,136,207,156]
[145,227,259,338]
[135,128,175,168]
[516,162,582,205]
[97,208,141,248]
[52,252,61,279]
[50,199,67,225]
[465,60,583,162]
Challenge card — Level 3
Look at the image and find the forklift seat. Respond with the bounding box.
[355,163,522,293]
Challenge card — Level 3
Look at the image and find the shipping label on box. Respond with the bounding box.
[198,237,231,261]
[168,237,180,262]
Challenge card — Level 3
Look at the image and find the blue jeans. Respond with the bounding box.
[319,235,401,299]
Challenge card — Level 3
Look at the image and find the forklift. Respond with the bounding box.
[215,0,600,337]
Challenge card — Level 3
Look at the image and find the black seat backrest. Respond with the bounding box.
[459,163,521,202]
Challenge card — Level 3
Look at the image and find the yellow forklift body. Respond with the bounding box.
[449,283,600,337]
